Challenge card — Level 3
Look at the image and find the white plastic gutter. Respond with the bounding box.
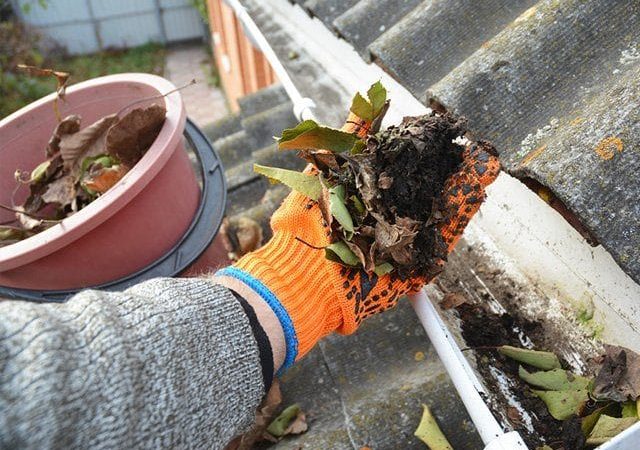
[223,0,527,448]
[224,0,316,121]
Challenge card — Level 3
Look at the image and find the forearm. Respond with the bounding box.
[0,278,266,450]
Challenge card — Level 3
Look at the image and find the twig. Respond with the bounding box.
[0,203,58,222]
[294,236,325,250]
[461,346,500,352]
[116,79,197,117]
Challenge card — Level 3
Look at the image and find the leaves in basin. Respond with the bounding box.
[3,101,167,246]
[277,119,360,153]
[414,404,453,450]
[106,103,166,167]
[59,114,118,169]
[498,345,562,370]
[253,164,322,201]
[0,226,32,247]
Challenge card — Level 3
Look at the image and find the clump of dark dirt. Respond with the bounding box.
[374,113,467,222]
[456,303,586,449]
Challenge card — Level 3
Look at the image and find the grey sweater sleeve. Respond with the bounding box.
[0,278,265,449]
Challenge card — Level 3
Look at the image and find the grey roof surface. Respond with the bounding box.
[294,0,640,283]
[203,84,302,228]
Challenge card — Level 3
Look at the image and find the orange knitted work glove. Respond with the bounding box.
[217,114,500,369]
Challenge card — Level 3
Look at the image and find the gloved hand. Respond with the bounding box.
[217,112,500,368]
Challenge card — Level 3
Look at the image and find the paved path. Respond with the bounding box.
[165,43,229,128]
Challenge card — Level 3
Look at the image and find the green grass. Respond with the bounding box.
[1,42,165,119]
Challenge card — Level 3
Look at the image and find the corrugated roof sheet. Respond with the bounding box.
[291,0,640,283]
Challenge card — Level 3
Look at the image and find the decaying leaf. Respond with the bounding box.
[439,292,467,310]
[82,165,127,194]
[47,115,80,156]
[15,207,42,231]
[0,226,31,246]
[30,161,51,183]
[518,366,590,392]
[325,241,359,266]
[532,389,589,421]
[59,114,118,168]
[266,404,306,437]
[374,262,394,276]
[585,415,638,446]
[329,185,354,233]
[592,345,640,403]
[254,164,322,200]
[278,120,360,153]
[41,175,77,208]
[621,401,638,419]
[374,215,419,266]
[498,345,562,370]
[414,404,453,450]
[106,103,166,167]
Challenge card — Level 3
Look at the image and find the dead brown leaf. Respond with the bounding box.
[47,115,80,156]
[440,292,467,310]
[373,214,419,265]
[377,171,393,189]
[592,345,640,402]
[41,175,77,208]
[59,114,118,169]
[106,103,166,167]
[15,206,42,231]
[82,165,127,194]
[283,410,308,435]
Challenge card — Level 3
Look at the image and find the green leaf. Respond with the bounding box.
[367,80,387,118]
[350,195,366,214]
[350,140,366,154]
[30,160,50,182]
[329,185,354,233]
[350,92,374,121]
[267,404,300,437]
[586,415,638,446]
[254,164,322,200]
[81,155,117,173]
[518,366,590,391]
[621,401,638,418]
[414,404,453,450]
[0,226,28,242]
[278,120,359,153]
[374,262,394,276]
[532,389,589,420]
[498,346,561,370]
[325,241,359,266]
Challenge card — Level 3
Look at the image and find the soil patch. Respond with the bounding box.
[457,303,587,449]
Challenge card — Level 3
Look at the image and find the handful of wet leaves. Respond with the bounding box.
[256,82,468,279]
[0,103,166,246]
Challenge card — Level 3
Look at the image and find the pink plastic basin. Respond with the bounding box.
[0,73,200,290]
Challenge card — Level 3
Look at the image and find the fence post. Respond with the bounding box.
[153,0,168,44]
[85,0,103,51]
